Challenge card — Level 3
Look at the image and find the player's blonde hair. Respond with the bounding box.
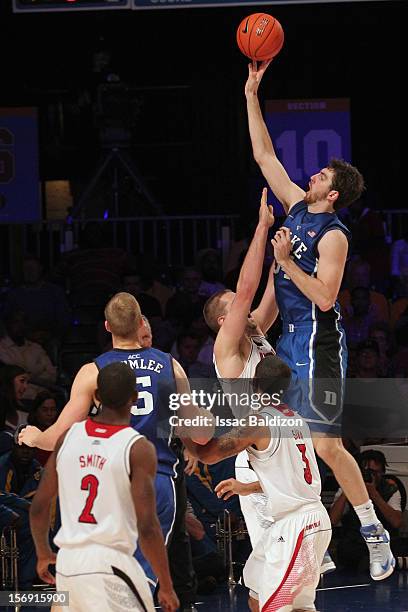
[104,292,142,338]
[203,289,233,332]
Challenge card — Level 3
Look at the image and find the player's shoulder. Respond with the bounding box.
[287,200,306,218]
[129,435,156,471]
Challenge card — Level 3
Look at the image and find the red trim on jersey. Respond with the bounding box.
[261,529,305,612]
[275,404,295,417]
[85,418,130,438]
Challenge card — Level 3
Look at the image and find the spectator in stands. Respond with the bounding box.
[343,287,383,349]
[330,450,403,572]
[175,332,213,378]
[0,365,29,431]
[190,313,215,368]
[27,391,58,466]
[368,322,394,377]
[390,268,408,328]
[51,221,127,301]
[0,441,43,588]
[339,258,389,323]
[195,249,225,299]
[185,457,242,544]
[3,255,71,345]
[344,340,402,441]
[0,311,57,401]
[123,262,175,317]
[166,268,207,329]
[344,197,389,290]
[353,339,383,379]
[185,502,225,594]
[391,224,408,297]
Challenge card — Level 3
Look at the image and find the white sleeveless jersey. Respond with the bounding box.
[54,419,143,556]
[247,405,323,521]
[214,335,274,418]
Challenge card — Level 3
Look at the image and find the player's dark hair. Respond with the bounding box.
[253,355,292,397]
[359,449,387,472]
[97,362,136,410]
[328,158,365,211]
[203,290,233,332]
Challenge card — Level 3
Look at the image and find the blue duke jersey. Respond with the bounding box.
[274,201,350,433]
[274,200,350,323]
[94,348,177,477]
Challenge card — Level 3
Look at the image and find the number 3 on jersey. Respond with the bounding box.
[296,443,313,485]
[131,375,153,416]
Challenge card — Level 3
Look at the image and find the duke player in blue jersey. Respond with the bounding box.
[19,292,213,589]
[244,59,395,580]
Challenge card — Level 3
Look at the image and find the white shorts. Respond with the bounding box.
[56,545,154,612]
[235,450,273,547]
[243,506,332,612]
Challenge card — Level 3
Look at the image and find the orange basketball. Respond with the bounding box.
[236,13,284,61]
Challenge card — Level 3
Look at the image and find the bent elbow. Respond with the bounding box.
[318,298,334,312]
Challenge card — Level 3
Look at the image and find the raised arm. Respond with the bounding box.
[130,438,179,612]
[272,228,349,312]
[19,362,97,451]
[251,261,279,334]
[215,189,274,366]
[245,61,305,213]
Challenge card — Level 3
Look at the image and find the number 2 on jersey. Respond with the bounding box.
[296,443,313,484]
[78,474,99,524]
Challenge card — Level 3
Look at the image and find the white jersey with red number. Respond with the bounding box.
[54,419,143,555]
[214,335,275,419]
[247,405,323,521]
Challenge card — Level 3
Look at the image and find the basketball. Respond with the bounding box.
[236,13,284,61]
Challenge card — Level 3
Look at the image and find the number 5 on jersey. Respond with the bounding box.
[131,375,153,416]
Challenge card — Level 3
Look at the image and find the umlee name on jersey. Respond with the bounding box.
[121,357,164,374]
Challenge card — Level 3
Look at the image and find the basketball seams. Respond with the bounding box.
[255,19,277,61]
[248,13,263,61]
[237,12,284,62]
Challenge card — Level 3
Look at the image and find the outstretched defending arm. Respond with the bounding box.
[245,61,305,213]
[181,416,270,465]
[251,260,279,334]
[19,362,98,451]
[215,189,274,371]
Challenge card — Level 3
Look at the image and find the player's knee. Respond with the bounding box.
[313,436,344,465]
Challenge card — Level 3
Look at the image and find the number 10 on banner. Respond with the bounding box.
[265,99,351,188]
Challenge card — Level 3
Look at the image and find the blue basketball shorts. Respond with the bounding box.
[134,472,176,589]
[276,321,348,434]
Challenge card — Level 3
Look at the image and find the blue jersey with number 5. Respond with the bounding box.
[94,347,177,476]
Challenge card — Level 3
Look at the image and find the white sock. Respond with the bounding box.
[353,499,380,527]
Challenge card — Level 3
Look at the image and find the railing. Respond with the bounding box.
[1,214,239,273]
[1,209,407,276]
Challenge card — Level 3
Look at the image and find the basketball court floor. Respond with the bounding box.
[183,570,408,611]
